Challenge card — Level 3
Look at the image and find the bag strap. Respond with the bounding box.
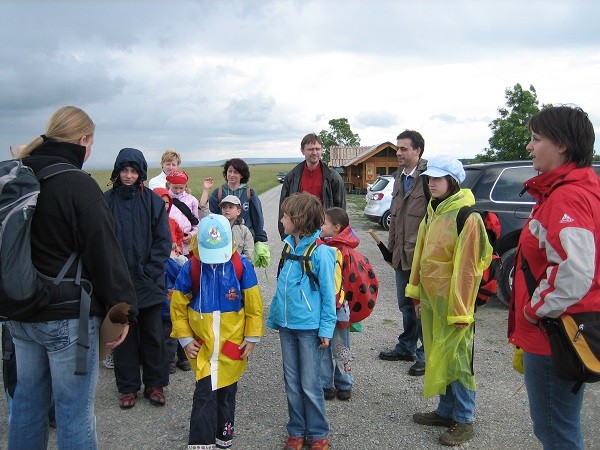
[35,162,80,181]
[520,252,539,299]
[172,198,199,226]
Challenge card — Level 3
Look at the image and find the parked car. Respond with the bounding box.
[277,171,288,183]
[363,161,600,306]
[363,175,394,230]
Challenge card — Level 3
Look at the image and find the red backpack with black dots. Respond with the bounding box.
[338,246,379,323]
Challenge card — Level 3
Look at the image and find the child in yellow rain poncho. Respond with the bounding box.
[170,214,264,449]
[406,155,492,447]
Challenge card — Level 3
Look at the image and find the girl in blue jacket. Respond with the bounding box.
[267,193,337,450]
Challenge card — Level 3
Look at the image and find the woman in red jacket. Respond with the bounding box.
[509,105,600,450]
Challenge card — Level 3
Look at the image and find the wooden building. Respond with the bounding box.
[329,142,398,193]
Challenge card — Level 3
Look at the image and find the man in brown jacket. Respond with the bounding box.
[378,130,428,376]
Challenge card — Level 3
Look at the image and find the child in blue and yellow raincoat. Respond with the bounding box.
[170,214,264,449]
[406,155,492,447]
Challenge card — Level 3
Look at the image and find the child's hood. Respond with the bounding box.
[153,187,172,211]
[111,147,148,183]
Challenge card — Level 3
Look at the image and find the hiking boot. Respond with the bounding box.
[144,386,166,406]
[323,388,337,400]
[413,411,454,427]
[283,436,304,450]
[378,349,415,361]
[439,422,474,446]
[336,389,351,401]
[310,438,329,450]
[408,360,425,376]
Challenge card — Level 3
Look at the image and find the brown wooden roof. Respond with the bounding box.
[330,142,396,167]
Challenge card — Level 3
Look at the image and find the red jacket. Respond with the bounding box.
[509,163,600,355]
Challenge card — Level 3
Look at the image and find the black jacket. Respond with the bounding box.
[22,140,138,321]
[278,160,346,239]
[104,148,171,309]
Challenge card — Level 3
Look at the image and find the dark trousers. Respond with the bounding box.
[162,319,187,363]
[189,376,237,448]
[113,303,169,393]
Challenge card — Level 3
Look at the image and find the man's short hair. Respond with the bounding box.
[301,133,322,150]
[396,130,425,157]
[528,105,595,168]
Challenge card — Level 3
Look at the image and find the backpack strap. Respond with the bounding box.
[190,251,243,296]
[276,240,320,291]
[33,163,91,376]
[35,162,80,181]
[456,206,475,236]
[172,198,199,226]
[217,186,223,203]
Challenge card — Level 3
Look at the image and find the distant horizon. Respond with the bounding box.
[84,156,304,170]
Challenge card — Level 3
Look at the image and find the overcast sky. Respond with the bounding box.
[2,0,599,168]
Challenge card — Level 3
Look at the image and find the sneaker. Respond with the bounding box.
[413,411,454,427]
[336,389,351,401]
[439,422,474,446]
[408,360,425,376]
[323,388,337,400]
[176,358,192,371]
[169,362,176,374]
[283,436,304,450]
[378,349,415,361]
[102,352,114,369]
[310,438,329,450]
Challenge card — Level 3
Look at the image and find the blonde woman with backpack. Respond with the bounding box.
[7,106,137,449]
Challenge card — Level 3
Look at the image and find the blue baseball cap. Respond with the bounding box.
[197,214,232,264]
[421,155,466,183]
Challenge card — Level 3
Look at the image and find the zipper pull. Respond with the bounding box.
[23,207,28,220]
[574,324,584,342]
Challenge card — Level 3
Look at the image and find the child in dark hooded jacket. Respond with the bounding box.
[104,147,172,409]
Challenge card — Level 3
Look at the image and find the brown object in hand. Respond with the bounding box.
[367,229,393,263]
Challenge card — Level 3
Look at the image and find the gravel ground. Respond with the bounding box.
[1,184,599,449]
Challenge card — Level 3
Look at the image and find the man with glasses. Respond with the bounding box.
[278,133,346,240]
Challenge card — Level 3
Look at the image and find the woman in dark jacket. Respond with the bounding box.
[104,147,172,409]
[8,106,137,450]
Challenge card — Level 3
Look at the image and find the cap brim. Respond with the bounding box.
[421,167,450,178]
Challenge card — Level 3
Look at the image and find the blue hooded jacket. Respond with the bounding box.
[267,230,337,339]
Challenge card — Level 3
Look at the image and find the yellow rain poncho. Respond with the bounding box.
[406,189,492,397]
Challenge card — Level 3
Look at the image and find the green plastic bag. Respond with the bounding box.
[350,322,363,332]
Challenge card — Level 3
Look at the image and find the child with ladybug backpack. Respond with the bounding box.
[319,207,379,402]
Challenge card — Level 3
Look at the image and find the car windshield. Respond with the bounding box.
[370,177,390,191]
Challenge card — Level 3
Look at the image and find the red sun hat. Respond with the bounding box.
[166,170,189,185]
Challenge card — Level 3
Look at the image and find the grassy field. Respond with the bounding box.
[88,163,297,196]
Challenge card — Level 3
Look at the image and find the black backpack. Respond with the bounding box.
[0,160,93,375]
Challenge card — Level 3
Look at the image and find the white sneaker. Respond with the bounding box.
[102,352,114,369]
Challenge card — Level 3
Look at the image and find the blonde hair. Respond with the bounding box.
[161,148,182,166]
[16,106,95,159]
[281,193,324,237]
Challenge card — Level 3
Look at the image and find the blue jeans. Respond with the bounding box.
[524,351,584,450]
[8,317,101,450]
[435,380,476,423]
[279,328,329,440]
[320,326,353,391]
[395,269,424,362]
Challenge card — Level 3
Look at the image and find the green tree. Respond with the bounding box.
[475,84,548,162]
[318,118,360,164]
